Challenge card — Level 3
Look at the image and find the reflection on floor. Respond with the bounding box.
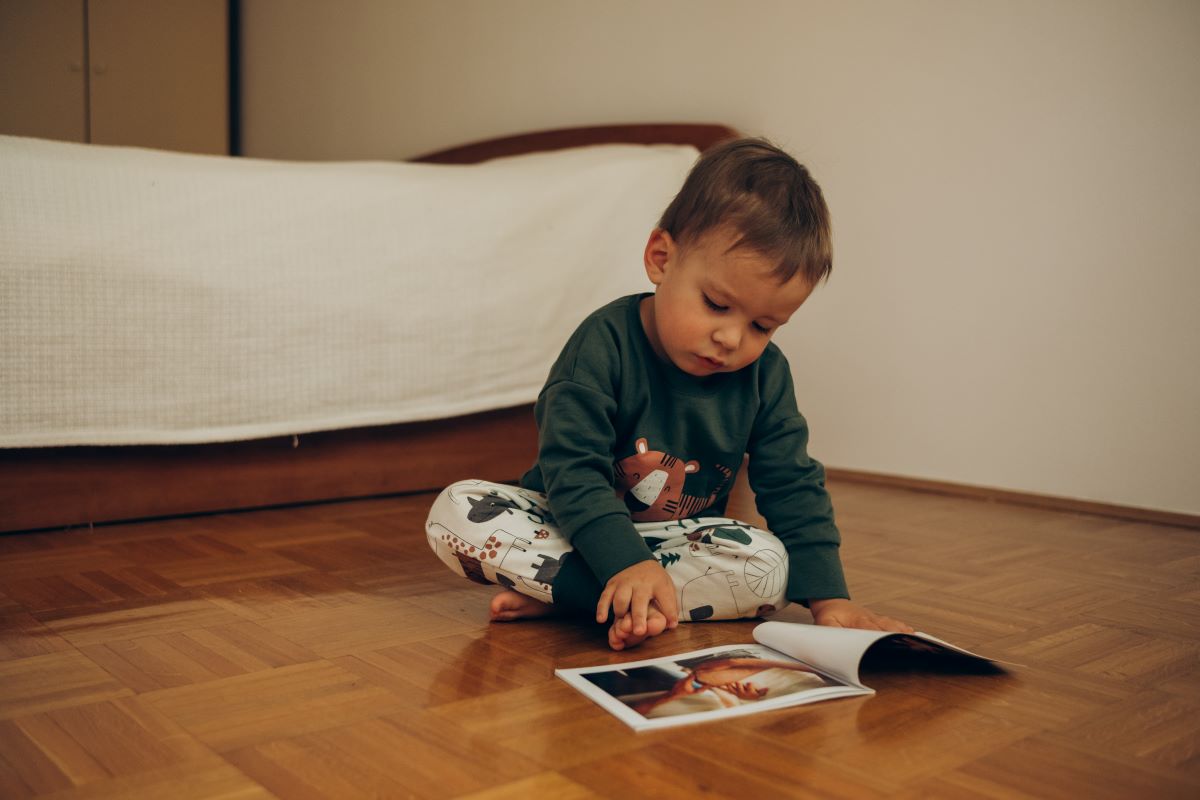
[0,480,1197,798]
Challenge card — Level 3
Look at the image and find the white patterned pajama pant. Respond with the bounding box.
[425,479,790,622]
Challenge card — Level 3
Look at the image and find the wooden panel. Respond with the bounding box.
[87,0,228,154]
[0,0,87,142]
[0,651,132,719]
[0,482,1196,796]
[0,405,537,533]
[413,123,739,163]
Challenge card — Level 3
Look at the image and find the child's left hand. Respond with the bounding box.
[808,598,913,633]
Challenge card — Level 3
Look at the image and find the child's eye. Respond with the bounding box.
[703,294,727,312]
[753,323,773,335]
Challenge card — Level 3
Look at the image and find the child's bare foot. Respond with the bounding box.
[608,607,672,651]
[489,590,554,622]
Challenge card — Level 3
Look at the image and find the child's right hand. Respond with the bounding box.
[596,560,679,636]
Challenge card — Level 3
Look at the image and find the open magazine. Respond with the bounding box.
[556,621,1004,731]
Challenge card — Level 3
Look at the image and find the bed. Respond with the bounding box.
[0,123,738,532]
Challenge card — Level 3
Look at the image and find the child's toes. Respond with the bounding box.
[607,615,636,650]
[611,613,667,650]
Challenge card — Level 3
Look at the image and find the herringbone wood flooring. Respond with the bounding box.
[1,481,1197,798]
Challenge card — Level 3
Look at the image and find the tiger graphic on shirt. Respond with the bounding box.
[614,437,734,521]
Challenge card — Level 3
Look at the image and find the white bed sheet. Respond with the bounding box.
[0,136,698,446]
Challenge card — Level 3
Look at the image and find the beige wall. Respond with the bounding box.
[242,0,1200,515]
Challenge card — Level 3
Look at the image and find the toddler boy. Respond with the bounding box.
[426,138,911,649]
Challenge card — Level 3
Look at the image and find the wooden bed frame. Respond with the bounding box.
[0,123,739,533]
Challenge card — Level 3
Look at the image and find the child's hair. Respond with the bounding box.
[658,137,832,285]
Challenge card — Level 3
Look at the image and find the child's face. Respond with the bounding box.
[641,226,814,377]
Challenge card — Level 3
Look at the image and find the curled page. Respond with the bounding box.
[753,621,1000,688]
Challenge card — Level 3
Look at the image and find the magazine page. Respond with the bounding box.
[753,621,998,688]
[556,643,871,731]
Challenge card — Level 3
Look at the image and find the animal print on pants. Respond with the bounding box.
[425,479,790,621]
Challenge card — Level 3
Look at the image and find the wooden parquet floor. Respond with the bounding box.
[1,480,1197,798]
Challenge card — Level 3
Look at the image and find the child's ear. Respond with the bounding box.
[643,228,675,285]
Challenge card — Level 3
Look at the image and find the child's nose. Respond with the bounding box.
[713,324,741,350]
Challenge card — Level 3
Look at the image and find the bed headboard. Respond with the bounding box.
[413,123,739,164]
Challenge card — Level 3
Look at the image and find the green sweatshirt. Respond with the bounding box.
[520,293,848,603]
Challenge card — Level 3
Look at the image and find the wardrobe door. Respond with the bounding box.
[88,0,228,154]
[0,0,88,142]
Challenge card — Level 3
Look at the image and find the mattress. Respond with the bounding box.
[0,136,698,446]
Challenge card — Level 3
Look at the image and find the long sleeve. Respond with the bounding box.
[532,378,655,583]
[746,348,849,602]
[520,300,658,585]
